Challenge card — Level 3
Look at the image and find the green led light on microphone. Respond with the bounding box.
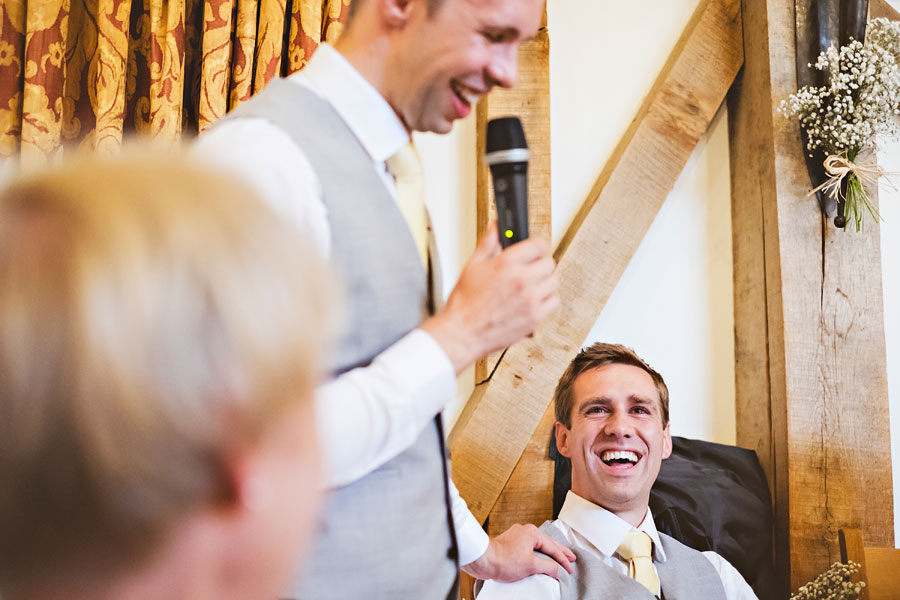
[505,229,514,239]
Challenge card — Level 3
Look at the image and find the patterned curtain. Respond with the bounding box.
[0,0,350,168]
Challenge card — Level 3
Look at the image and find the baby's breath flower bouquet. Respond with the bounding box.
[780,18,900,230]
[790,561,865,600]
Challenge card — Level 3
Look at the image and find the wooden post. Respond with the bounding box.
[729,0,894,592]
[477,6,555,537]
[460,9,551,597]
[474,7,552,384]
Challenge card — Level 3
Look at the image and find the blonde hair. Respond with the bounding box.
[0,152,331,588]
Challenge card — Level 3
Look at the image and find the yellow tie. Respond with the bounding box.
[616,530,661,596]
[386,142,428,268]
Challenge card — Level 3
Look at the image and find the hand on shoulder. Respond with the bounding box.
[462,522,575,582]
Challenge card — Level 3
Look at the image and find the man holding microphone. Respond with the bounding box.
[195,0,573,597]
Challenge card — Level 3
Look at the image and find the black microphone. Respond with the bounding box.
[485,117,529,248]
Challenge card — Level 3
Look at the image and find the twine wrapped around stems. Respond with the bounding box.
[809,153,883,200]
[808,152,888,230]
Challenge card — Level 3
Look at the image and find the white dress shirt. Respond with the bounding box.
[193,44,489,565]
[477,491,758,600]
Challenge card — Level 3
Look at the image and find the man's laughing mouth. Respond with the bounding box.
[451,81,481,107]
[599,450,641,469]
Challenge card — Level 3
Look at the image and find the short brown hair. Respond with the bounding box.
[554,343,669,428]
[0,151,331,590]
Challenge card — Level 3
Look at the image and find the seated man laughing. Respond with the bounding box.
[478,343,757,600]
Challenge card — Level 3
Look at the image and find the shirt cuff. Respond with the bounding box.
[456,508,491,566]
[448,473,489,565]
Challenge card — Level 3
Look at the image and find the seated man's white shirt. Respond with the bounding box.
[477,491,758,600]
[193,44,488,565]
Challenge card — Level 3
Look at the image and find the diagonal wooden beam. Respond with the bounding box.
[449,0,744,523]
[484,397,557,535]
[869,0,900,20]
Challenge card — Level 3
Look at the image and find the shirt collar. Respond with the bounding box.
[289,44,410,164]
[557,491,667,563]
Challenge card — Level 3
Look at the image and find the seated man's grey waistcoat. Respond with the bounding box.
[539,520,727,599]
[222,79,456,600]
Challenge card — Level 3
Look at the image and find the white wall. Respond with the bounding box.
[880,136,900,545]
[420,0,900,541]
[578,108,735,443]
[548,0,735,443]
[880,0,900,552]
[548,0,703,245]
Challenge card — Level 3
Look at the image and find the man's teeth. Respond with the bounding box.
[601,450,639,464]
[452,84,479,105]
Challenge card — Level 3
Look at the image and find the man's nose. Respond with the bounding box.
[487,45,518,90]
[602,411,632,437]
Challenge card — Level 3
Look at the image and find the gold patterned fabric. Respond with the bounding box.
[0,0,351,168]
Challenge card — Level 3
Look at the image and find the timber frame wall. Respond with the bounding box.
[452,0,898,595]
[731,0,896,591]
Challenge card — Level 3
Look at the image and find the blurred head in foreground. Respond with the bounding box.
[0,153,330,599]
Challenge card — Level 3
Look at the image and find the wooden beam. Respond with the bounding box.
[462,12,551,597]
[450,0,743,524]
[485,400,556,536]
[476,6,555,538]
[869,0,900,20]
[457,9,551,598]
[729,0,893,592]
[474,10,551,245]
[728,19,776,503]
[474,7,551,385]
[726,2,789,590]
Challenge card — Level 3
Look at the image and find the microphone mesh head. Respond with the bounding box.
[486,117,527,152]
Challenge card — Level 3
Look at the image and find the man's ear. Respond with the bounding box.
[661,423,673,460]
[555,421,573,458]
[379,0,417,28]
[219,442,273,515]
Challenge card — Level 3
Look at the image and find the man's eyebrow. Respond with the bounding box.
[579,397,611,411]
[629,395,655,405]
[578,395,657,411]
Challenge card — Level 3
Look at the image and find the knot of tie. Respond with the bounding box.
[386,142,424,180]
[617,530,653,560]
[616,531,660,596]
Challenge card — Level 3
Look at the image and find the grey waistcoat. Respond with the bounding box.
[539,520,728,600]
[222,79,456,600]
